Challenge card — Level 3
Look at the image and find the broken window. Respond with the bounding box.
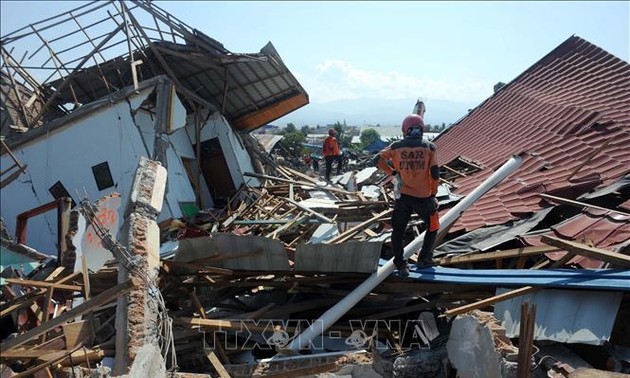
[48,181,76,207]
[441,156,484,183]
[91,162,114,191]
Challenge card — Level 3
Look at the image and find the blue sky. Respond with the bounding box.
[1,1,628,117]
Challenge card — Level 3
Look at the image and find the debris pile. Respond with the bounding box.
[1,2,629,377]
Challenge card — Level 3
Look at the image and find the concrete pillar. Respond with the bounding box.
[114,157,166,375]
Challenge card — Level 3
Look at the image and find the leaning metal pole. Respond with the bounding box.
[286,154,524,352]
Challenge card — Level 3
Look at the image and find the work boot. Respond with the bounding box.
[415,258,437,269]
[397,264,410,277]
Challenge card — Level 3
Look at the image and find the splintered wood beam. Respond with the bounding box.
[439,246,558,266]
[1,279,136,351]
[541,235,630,267]
[441,286,539,318]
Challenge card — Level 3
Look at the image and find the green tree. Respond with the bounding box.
[332,121,352,149]
[278,131,305,158]
[360,128,381,148]
[300,125,311,136]
[285,123,296,133]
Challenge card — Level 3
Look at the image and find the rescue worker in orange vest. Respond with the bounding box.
[323,128,343,181]
[374,114,440,276]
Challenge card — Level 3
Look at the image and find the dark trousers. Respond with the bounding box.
[391,194,438,268]
[324,155,342,179]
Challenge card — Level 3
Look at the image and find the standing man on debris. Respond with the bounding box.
[374,114,440,276]
[323,128,343,181]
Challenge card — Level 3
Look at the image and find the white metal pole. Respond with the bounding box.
[286,154,524,352]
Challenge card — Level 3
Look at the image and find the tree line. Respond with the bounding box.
[276,121,450,159]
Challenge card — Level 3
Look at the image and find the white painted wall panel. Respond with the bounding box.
[0,93,197,253]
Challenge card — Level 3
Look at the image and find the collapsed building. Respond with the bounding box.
[0,0,308,254]
[1,1,629,377]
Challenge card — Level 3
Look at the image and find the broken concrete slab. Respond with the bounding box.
[446,311,518,378]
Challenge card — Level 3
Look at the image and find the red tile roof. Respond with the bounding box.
[434,36,630,233]
[519,209,630,268]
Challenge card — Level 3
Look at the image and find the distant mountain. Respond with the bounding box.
[274,97,480,127]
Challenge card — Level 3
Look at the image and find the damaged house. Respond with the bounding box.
[0,0,308,253]
[0,0,629,376]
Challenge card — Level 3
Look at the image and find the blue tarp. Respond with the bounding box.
[363,139,388,153]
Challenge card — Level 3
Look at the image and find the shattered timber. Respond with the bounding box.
[1,1,629,377]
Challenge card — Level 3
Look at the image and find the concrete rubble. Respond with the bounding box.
[1,1,630,378]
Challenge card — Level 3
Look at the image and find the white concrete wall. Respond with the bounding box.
[185,111,260,206]
[0,89,196,254]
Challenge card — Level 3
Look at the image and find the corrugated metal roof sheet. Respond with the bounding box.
[434,36,630,234]
[174,233,290,271]
[295,241,382,273]
[494,288,623,345]
[398,264,630,291]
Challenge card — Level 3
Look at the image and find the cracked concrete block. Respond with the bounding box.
[447,312,513,378]
[125,344,166,378]
[129,157,167,215]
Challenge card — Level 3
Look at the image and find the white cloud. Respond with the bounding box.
[296,60,494,104]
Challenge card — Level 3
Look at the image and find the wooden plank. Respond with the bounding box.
[205,349,231,378]
[282,196,335,224]
[0,288,46,318]
[54,270,82,285]
[325,209,392,244]
[439,246,558,266]
[441,286,539,318]
[39,287,54,343]
[539,193,630,216]
[81,254,91,300]
[244,171,351,195]
[541,235,630,267]
[363,300,458,320]
[10,344,83,378]
[44,267,65,281]
[549,251,576,268]
[517,302,536,378]
[0,347,106,361]
[3,278,82,292]
[175,317,297,333]
[62,319,99,348]
[161,260,234,275]
[190,290,207,319]
[1,279,136,351]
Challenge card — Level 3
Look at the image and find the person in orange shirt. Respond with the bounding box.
[374,114,440,276]
[323,128,342,181]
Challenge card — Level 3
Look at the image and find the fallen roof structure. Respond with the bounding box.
[0,0,308,138]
